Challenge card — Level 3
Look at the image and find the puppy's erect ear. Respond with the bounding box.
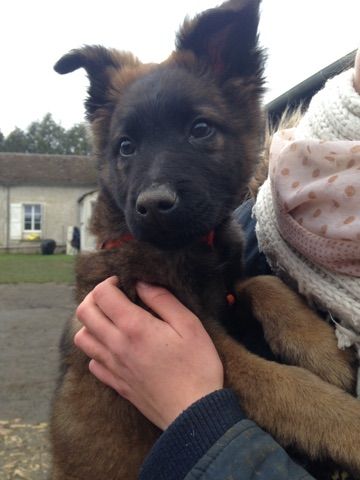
[54,45,139,120]
[176,0,264,82]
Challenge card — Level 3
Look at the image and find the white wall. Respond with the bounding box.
[79,191,98,251]
[3,185,95,249]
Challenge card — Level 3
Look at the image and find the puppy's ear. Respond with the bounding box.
[176,0,264,83]
[54,45,139,119]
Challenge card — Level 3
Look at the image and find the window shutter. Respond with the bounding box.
[10,203,22,240]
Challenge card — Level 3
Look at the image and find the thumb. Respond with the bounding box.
[136,282,200,333]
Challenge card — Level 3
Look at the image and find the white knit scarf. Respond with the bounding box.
[254,178,360,395]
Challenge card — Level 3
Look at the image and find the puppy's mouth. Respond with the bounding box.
[131,225,213,249]
[127,194,215,249]
[125,184,223,249]
[128,210,216,249]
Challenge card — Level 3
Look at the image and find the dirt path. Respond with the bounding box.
[0,284,75,480]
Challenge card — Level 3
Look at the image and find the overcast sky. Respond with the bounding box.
[1,0,359,136]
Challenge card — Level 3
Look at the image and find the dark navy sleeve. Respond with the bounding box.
[233,198,272,277]
[139,389,246,480]
[139,389,313,480]
[185,417,314,480]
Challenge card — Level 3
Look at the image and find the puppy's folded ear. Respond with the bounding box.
[176,0,264,83]
[54,46,139,120]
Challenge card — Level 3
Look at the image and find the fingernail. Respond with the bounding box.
[136,281,152,290]
[108,275,118,283]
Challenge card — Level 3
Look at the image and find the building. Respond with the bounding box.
[0,153,98,253]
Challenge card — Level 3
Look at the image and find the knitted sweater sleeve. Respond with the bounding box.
[297,68,360,141]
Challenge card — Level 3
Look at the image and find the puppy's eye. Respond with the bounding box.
[118,138,136,156]
[190,121,214,140]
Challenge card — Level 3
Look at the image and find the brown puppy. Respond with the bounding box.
[50,1,360,479]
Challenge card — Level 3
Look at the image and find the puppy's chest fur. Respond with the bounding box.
[76,217,245,327]
[73,191,275,364]
[53,209,272,480]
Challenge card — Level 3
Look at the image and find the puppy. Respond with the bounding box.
[50,1,360,478]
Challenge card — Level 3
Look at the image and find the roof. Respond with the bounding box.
[0,153,98,187]
[266,50,356,121]
[78,189,98,203]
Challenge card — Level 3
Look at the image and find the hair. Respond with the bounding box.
[247,106,304,199]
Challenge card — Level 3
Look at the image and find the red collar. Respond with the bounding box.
[98,230,215,250]
[202,230,215,248]
[98,233,134,250]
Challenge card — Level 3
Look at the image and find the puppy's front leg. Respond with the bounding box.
[235,275,357,392]
[210,328,360,476]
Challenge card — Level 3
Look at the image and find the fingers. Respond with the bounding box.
[92,277,150,329]
[74,327,114,367]
[75,328,130,399]
[89,360,116,389]
[89,360,131,399]
[76,276,203,352]
[136,282,201,335]
[76,291,120,347]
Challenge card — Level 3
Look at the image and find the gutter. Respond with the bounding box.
[266,50,356,121]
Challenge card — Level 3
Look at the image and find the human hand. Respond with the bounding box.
[354,47,360,94]
[74,277,224,430]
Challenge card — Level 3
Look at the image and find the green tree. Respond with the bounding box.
[3,127,29,152]
[26,113,67,154]
[65,123,91,155]
[0,114,91,155]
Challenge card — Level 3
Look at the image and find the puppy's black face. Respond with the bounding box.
[55,0,265,248]
[106,66,248,247]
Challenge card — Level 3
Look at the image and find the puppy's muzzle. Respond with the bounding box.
[136,185,178,222]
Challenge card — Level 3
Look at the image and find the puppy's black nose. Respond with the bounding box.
[136,185,178,217]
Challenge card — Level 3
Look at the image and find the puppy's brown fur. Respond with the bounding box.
[50,1,360,479]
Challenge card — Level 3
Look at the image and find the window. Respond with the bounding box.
[24,204,42,231]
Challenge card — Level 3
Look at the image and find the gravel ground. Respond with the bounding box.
[0,284,75,480]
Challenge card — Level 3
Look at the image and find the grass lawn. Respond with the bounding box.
[0,254,76,284]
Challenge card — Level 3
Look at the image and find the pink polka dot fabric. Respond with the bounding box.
[270,128,360,277]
